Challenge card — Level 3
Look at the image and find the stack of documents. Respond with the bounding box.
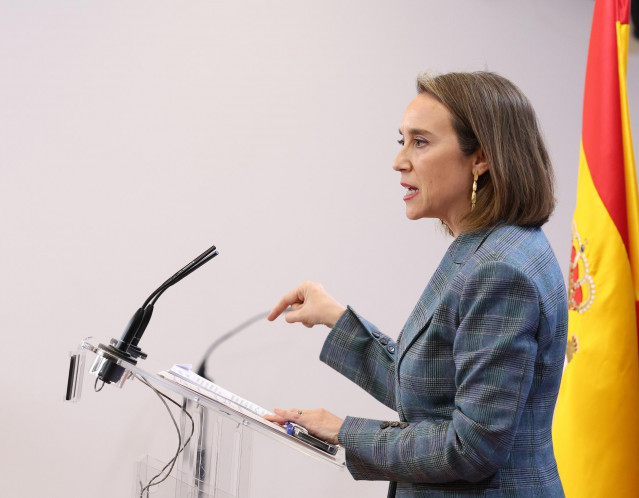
[157,364,342,459]
[158,364,273,422]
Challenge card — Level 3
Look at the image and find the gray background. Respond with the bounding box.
[1,0,638,496]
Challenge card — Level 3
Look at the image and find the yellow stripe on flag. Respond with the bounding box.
[553,145,639,497]
[617,21,639,302]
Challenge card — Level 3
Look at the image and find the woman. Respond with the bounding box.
[266,72,567,497]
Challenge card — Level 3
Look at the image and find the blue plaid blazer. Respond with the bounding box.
[320,225,568,497]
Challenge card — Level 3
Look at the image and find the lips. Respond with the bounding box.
[401,182,419,201]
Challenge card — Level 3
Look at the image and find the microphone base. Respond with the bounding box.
[93,342,141,385]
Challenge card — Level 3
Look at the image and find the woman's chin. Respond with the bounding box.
[404,209,423,221]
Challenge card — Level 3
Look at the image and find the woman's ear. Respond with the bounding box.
[472,148,489,176]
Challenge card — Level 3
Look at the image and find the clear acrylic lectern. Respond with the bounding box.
[67,339,345,498]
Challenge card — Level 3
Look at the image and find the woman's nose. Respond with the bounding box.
[392,150,409,172]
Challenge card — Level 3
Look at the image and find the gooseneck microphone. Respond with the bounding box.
[95,244,219,385]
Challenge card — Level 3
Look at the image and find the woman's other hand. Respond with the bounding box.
[267,281,346,328]
[264,408,344,445]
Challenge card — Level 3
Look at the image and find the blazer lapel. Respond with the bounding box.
[397,258,454,362]
[397,229,493,364]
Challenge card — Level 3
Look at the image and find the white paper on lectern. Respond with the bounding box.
[158,364,276,423]
[157,364,345,465]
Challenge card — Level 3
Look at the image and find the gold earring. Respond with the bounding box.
[471,172,478,210]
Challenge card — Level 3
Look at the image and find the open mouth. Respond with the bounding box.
[402,183,419,201]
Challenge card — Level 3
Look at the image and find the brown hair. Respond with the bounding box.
[416,71,556,232]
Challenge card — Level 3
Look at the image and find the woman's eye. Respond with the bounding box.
[397,138,405,146]
[414,138,428,147]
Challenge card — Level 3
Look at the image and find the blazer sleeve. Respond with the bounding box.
[320,306,397,410]
[336,261,541,483]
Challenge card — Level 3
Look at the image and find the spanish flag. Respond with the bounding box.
[552,0,639,496]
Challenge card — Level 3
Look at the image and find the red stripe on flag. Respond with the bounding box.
[617,0,630,24]
[582,0,629,251]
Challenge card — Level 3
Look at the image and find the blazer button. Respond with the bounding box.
[380,338,388,345]
[380,421,390,429]
[387,345,395,354]
[390,421,400,428]
[372,332,381,338]
[399,422,409,429]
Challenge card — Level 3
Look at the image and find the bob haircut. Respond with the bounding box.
[416,71,556,233]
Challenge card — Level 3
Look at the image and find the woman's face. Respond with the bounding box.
[393,93,483,235]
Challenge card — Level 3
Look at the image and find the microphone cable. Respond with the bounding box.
[135,374,195,498]
[195,310,271,382]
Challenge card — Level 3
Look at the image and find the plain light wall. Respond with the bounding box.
[1,0,638,496]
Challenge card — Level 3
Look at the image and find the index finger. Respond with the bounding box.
[267,286,304,321]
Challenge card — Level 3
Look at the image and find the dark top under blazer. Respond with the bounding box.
[320,225,568,497]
